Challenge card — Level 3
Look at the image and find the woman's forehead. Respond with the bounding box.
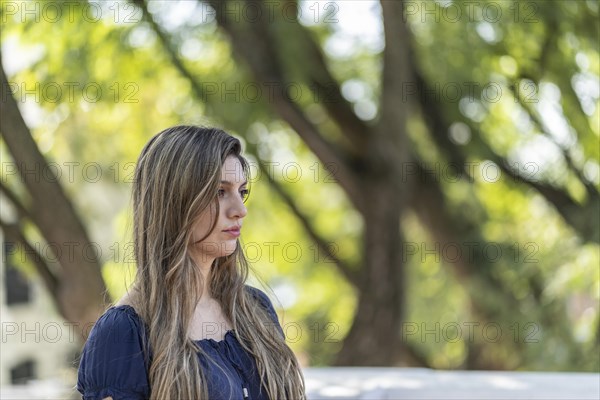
[221,156,246,183]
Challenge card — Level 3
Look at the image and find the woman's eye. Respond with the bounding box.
[218,188,248,201]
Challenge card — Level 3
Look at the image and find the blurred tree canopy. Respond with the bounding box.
[1,0,598,371]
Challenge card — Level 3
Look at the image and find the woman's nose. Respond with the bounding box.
[229,196,248,219]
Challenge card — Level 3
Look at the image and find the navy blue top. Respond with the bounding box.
[77,286,284,400]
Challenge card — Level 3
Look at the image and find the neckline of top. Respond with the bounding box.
[194,329,236,345]
[108,304,236,344]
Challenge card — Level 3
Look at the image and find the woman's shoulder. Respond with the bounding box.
[244,284,271,302]
[86,303,147,346]
[100,302,143,325]
[244,285,279,311]
[78,305,150,399]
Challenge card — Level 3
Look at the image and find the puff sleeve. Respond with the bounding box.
[77,306,150,400]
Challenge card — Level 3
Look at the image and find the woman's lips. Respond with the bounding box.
[223,228,241,237]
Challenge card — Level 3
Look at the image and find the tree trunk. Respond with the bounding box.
[334,168,406,365]
[0,55,108,338]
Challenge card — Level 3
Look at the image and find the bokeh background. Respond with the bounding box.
[1,0,598,392]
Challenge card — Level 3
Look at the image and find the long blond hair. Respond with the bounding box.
[128,125,305,399]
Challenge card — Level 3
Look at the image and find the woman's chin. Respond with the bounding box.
[221,241,238,255]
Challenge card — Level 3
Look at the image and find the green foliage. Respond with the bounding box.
[2,0,598,371]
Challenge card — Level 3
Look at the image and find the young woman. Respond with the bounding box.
[77,126,306,399]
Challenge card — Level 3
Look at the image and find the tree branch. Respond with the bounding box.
[500,19,597,198]
[0,51,109,323]
[409,162,582,368]
[409,61,599,243]
[0,220,59,300]
[130,0,208,102]
[0,180,32,222]
[256,157,361,285]
[133,0,363,285]
[378,0,413,152]
[508,80,598,199]
[272,4,370,156]
[199,0,366,212]
[369,0,415,207]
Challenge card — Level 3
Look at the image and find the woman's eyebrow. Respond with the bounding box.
[220,180,248,187]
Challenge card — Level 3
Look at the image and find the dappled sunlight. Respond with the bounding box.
[1,0,598,393]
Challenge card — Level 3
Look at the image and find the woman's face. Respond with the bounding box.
[190,155,248,265]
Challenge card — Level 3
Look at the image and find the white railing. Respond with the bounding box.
[304,368,600,399]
